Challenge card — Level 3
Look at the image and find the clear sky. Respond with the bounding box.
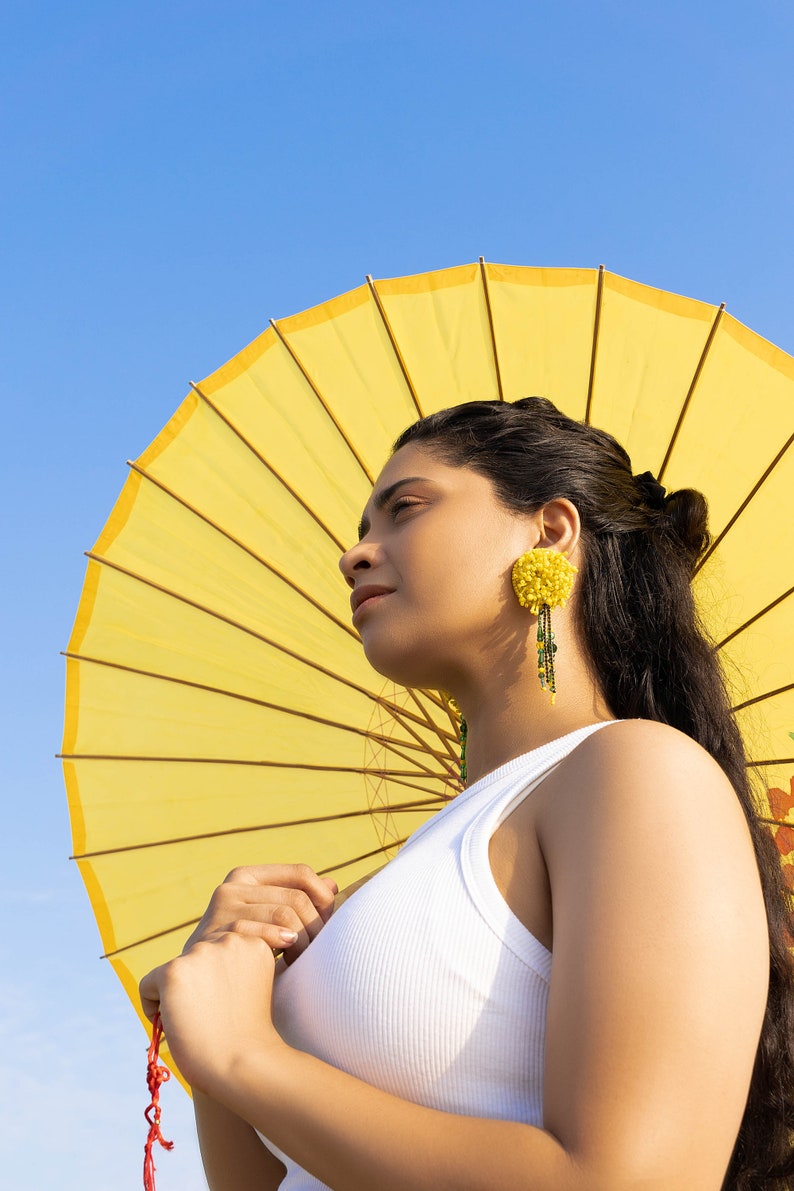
[2,2,793,1187]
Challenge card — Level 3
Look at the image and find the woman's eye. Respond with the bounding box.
[391,497,422,518]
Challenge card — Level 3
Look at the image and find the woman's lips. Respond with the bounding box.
[351,585,394,624]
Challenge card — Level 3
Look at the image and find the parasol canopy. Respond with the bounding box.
[62,261,794,1039]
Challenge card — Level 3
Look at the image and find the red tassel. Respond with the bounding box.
[143,1012,174,1190]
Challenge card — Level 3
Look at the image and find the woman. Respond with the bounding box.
[141,397,794,1190]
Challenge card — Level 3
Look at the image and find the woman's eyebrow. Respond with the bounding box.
[357,476,429,540]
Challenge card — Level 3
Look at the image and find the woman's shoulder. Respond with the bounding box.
[587,714,716,752]
[537,714,767,981]
[569,716,731,789]
[538,717,750,863]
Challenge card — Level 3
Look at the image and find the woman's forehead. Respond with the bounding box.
[366,444,420,498]
[376,441,433,479]
[357,445,438,536]
[364,444,498,517]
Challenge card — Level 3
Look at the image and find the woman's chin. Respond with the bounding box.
[361,639,447,692]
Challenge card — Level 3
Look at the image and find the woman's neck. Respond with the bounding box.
[451,613,614,785]
[461,696,612,786]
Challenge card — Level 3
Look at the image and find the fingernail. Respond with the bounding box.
[279,930,299,944]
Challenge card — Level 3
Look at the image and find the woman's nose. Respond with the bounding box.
[339,539,378,587]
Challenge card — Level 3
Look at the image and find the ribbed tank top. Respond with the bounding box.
[258,723,612,1186]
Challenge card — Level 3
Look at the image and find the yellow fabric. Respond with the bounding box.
[589,273,718,473]
[63,262,794,1047]
[376,263,499,412]
[485,264,598,415]
[277,282,419,473]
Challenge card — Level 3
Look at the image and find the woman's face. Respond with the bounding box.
[339,442,537,691]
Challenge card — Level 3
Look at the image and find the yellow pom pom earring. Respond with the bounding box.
[511,548,577,705]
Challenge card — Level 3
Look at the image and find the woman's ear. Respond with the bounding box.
[535,499,581,559]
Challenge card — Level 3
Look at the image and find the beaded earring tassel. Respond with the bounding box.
[447,696,467,787]
[459,714,468,786]
[536,602,558,703]
[511,548,577,706]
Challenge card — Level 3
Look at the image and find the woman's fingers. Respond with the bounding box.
[139,963,164,1022]
[226,895,318,956]
[183,864,337,958]
[223,864,337,922]
[216,882,325,937]
[227,915,301,952]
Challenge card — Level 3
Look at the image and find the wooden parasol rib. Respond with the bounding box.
[657,302,725,485]
[584,264,606,425]
[717,586,794,651]
[270,318,376,485]
[478,257,505,402]
[697,431,794,574]
[190,382,348,552]
[82,550,458,754]
[101,832,415,959]
[71,797,447,862]
[62,651,457,774]
[366,275,424,418]
[127,460,358,640]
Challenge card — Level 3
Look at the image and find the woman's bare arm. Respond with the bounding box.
[539,720,769,1187]
[167,863,336,1186]
[194,1091,285,1190]
[187,864,380,1189]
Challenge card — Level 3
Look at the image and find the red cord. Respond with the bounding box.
[143,1012,174,1190]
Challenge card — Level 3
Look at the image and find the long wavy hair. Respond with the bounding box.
[393,396,794,1190]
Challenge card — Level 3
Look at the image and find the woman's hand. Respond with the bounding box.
[182,863,338,964]
[140,931,284,1093]
[138,864,336,1092]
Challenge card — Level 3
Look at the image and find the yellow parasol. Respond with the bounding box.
[62,261,794,1047]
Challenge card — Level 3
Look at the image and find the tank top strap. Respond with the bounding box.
[460,720,616,978]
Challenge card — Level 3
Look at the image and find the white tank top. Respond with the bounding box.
[259,723,612,1186]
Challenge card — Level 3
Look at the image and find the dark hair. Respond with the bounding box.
[394,396,794,1191]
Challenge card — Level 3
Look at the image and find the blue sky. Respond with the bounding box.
[2,2,793,1187]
